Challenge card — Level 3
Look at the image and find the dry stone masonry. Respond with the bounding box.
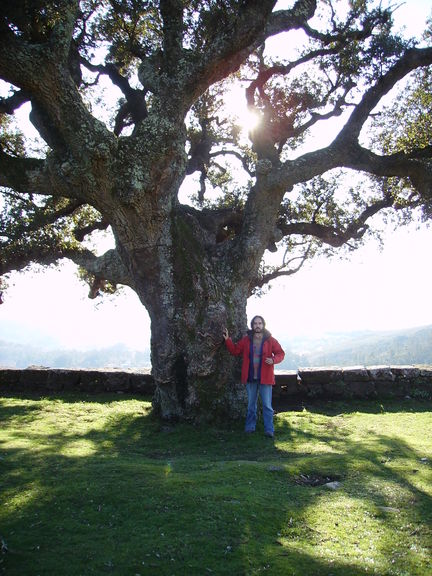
[1,366,431,401]
[275,366,432,401]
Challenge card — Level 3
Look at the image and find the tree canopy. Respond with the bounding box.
[1,1,431,293]
[1,0,431,420]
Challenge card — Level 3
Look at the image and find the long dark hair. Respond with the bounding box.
[250,315,266,329]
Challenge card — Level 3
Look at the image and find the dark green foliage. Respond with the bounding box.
[1,0,431,289]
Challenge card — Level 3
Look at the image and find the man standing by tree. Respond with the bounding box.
[223,316,285,437]
[1,1,432,423]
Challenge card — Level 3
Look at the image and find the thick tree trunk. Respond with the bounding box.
[150,298,249,422]
[130,208,251,422]
[91,114,256,423]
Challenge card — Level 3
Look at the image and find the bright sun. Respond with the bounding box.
[224,85,261,134]
[234,107,261,132]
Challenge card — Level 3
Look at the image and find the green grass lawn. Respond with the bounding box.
[0,393,431,576]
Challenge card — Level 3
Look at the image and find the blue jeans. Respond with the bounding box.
[245,381,274,434]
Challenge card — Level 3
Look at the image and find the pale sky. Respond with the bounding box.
[248,224,432,339]
[1,223,431,351]
[1,0,431,353]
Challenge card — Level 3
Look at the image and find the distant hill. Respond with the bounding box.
[288,325,432,368]
[0,341,151,369]
[1,324,431,370]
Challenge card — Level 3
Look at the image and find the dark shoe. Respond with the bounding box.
[245,430,255,434]
[264,431,274,438]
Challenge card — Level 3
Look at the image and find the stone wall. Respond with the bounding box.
[1,365,431,401]
[275,366,432,401]
[0,367,154,395]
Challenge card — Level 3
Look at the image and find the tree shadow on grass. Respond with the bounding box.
[274,396,432,415]
[0,390,152,404]
[0,401,41,425]
[0,394,431,575]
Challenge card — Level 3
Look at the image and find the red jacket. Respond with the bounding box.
[225,330,285,385]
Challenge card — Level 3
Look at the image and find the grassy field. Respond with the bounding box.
[0,393,431,576]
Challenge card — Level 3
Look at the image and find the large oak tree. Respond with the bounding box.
[1,0,431,421]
